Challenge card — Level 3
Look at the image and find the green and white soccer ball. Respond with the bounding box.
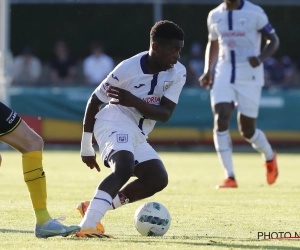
[134,202,171,236]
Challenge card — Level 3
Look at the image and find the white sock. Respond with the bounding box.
[79,190,112,229]
[108,194,122,210]
[213,130,235,178]
[246,129,274,161]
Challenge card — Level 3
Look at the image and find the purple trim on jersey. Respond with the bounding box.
[238,0,245,10]
[228,11,233,30]
[112,202,116,209]
[259,23,274,36]
[93,197,112,205]
[148,73,159,95]
[230,50,236,83]
[140,53,149,74]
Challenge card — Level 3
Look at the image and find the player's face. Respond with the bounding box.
[156,40,184,71]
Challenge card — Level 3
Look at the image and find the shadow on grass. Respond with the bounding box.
[67,235,300,249]
[0,228,33,234]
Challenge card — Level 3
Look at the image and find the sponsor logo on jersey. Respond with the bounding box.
[6,111,17,124]
[111,74,119,81]
[228,39,237,48]
[134,84,145,88]
[142,96,161,104]
[117,134,128,143]
[222,32,245,37]
[163,81,173,92]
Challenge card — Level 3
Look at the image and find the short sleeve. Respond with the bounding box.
[208,12,218,41]
[257,11,275,35]
[163,68,186,104]
[93,70,121,103]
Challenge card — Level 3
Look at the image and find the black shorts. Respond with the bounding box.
[0,102,22,137]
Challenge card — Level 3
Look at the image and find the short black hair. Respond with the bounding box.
[150,20,184,43]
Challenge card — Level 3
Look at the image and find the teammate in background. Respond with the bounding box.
[76,20,185,238]
[199,0,279,189]
[0,102,80,238]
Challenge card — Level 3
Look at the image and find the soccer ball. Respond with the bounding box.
[134,202,171,236]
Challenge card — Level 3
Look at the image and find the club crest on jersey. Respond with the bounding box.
[117,134,128,143]
[163,81,173,92]
[239,18,247,27]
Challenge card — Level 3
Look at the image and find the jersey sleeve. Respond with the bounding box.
[163,67,186,104]
[256,10,275,36]
[207,12,218,41]
[93,67,123,103]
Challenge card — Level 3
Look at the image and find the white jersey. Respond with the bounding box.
[94,52,186,138]
[207,0,275,85]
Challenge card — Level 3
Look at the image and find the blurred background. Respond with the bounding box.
[0,0,299,149]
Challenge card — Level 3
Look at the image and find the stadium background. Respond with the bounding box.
[1,0,300,147]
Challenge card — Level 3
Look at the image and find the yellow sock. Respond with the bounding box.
[22,151,51,225]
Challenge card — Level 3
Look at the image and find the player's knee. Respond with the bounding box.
[153,172,168,192]
[239,128,255,139]
[25,134,44,152]
[215,116,230,131]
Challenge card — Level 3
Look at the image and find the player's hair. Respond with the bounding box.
[150,20,184,43]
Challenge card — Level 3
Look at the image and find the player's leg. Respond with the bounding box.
[117,159,168,204]
[0,103,80,237]
[236,86,278,184]
[77,164,167,212]
[110,141,167,207]
[77,150,134,238]
[77,144,167,232]
[0,120,52,224]
[210,86,237,188]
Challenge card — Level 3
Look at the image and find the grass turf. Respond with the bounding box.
[0,150,299,249]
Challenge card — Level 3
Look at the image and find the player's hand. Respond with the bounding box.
[248,56,261,68]
[199,72,213,90]
[106,86,137,107]
[81,155,101,172]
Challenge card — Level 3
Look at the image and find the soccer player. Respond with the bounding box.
[76,20,185,238]
[199,0,280,188]
[0,102,80,238]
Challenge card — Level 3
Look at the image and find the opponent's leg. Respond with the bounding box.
[1,120,80,237]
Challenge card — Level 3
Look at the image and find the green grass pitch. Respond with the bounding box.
[0,150,300,249]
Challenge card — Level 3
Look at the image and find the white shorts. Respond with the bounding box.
[93,119,161,167]
[210,83,262,118]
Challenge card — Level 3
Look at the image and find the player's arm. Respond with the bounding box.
[248,32,280,68]
[106,85,176,122]
[199,39,219,89]
[81,93,104,172]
